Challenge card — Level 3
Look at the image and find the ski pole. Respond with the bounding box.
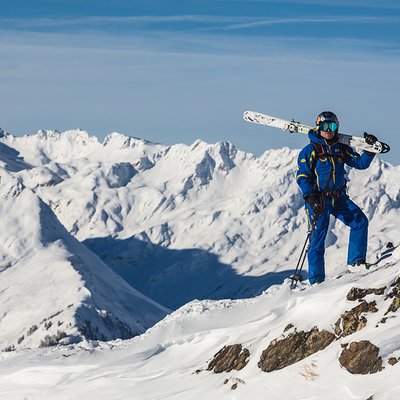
[290,215,318,289]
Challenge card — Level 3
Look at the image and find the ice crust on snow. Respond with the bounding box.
[0,129,399,399]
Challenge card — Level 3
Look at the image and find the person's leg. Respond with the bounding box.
[306,205,330,284]
[331,196,369,265]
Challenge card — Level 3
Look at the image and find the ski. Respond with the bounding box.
[364,242,399,270]
[344,242,399,277]
[243,111,390,154]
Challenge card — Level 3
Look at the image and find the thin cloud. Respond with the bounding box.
[214,0,400,9]
[0,28,398,65]
[1,14,398,35]
[0,15,250,29]
[195,15,396,32]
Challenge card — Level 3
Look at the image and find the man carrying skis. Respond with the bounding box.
[296,111,379,284]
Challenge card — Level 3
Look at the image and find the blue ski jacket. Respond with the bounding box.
[296,129,375,199]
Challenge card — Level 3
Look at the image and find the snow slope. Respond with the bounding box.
[0,253,398,400]
[0,141,168,351]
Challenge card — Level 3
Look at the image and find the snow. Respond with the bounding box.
[0,264,399,399]
[0,128,399,399]
[0,153,168,351]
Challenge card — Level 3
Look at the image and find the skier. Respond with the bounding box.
[296,111,379,284]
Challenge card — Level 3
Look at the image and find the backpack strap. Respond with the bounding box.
[310,141,326,172]
[338,143,347,162]
[310,142,326,160]
[310,141,347,168]
[309,141,347,197]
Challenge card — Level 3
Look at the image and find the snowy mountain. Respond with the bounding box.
[0,128,399,398]
[2,129,399,311]
[0,138,168,352]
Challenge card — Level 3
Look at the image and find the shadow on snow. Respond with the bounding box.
[0,142,32,172]
[83,235,297,310]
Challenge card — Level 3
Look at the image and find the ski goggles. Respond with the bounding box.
[319,121,338,132]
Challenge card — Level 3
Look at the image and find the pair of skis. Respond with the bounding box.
[243,111,390,154]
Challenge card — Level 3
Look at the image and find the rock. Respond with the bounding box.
[386,297,400,315]
[386,277,400,299]
[207,344,250,373]
[347,287,386,301]
[284,323,295,332]
[258,327,335,372]
[334,301,378,337]
[223,377,246,390]
[388,357,398,366]
[385,280,400,315]
[339,341,383,374]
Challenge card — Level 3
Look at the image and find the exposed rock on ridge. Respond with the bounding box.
[207,344,250,373]
[339,341,383,374]
[258,327,335,372]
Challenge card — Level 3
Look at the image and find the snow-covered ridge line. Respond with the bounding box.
[1,128,399,351]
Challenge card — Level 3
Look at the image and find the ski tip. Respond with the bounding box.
[380,142,390,154]
[243,111,257,122]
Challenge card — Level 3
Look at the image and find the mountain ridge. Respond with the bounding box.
[0,129,399,344]
[0,164,168,351]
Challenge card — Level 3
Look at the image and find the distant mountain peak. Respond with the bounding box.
[103,131,161,149]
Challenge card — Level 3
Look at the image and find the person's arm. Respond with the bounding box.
[296,145,315,199]
[296,146,325,215]
[343,133,379,170]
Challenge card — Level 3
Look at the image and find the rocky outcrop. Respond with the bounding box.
[206,279,399,379]
[346,287,386,301]
[334,301,378,337]
[339,341,383,374]
[386,297,400,314]
[258,327,335,372]
[207,344,250,373]
[385,278,400,315]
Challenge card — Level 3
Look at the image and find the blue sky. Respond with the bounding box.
[0,1,399,164]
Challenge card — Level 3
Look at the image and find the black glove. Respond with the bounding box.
[364,132,378,145]
[305,192,325,216]
[363,132,378,156]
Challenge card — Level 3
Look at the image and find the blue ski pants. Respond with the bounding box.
[305,195,369,284]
